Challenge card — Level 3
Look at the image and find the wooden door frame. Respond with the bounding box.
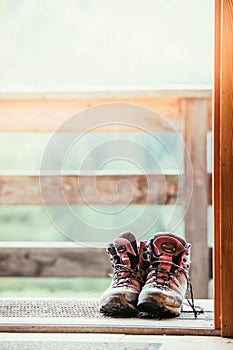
[214,0,233,338]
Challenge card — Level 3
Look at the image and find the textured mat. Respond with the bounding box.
[0,298,203,319]
[0,299,102,318]
[0,298,216,335]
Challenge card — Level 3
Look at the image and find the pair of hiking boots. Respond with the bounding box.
[100,231,197,318]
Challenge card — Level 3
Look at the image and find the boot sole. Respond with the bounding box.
[100,305,138,317]
[100,297,138,318]
[137,301,180,318]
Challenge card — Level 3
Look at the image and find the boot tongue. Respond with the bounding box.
[153,232,186,257]
[152,232,186,275]
[113,231,138,268]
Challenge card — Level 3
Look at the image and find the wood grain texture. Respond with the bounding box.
[0,174,181,205]
[219,0,233,338]
[213,0,221,331]
[0,97,212,133]
[0,243,111,277]
[184,98,209,298]
[0,174,213,206]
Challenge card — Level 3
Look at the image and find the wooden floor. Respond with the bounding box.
[0,298,218,336]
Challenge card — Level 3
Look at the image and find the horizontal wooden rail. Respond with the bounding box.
[0,95,212,133]
[0,242,111,277]
[0,174,182,205]
[0,98,184,133]
[0,173,212,206]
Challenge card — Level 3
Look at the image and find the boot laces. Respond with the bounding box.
[111,264,143,288]
[148,258,204,318]
[184,274,204,318]
[148,260,181,288]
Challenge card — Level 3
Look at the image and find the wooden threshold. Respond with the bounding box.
[0,298,218,336]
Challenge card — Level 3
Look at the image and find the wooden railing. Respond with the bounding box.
[0,87,212,298]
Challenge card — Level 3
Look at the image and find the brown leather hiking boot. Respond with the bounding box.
[137,232,192,318]
[100,231,144,317]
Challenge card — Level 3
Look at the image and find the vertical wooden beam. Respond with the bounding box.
[213,0,221,332]
[184,98,209,298]
[218,0,233,338]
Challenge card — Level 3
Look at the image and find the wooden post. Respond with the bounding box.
[184,98,209,298]
[213,0,221,332]
[216,0,233,338]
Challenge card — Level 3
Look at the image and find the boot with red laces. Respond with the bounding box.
[100,231,145,317]
[137,232,195,318]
